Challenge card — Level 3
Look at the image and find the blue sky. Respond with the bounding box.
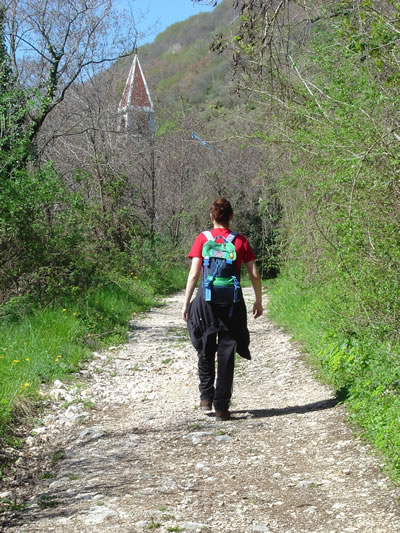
[115,1,216,44]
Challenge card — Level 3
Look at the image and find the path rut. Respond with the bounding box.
[3,288,400,532]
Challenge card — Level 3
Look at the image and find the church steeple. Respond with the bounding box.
[118,55,154,133]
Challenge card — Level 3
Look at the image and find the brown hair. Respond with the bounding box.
[210,198,233,225]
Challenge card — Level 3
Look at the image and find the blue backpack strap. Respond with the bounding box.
[203,231,236,243]
[202,231,213,267]
[226,231,237,243]
[202,230,214,241]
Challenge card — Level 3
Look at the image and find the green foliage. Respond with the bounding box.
[127,235,188,295]
[157,117,178,138]
[145,516,162,530]
[0,496,28,513]
[273,30,400,468]
[157,72,184,92]
[0,261,186,437]
[216,0,400,477]
[280,20,400,339]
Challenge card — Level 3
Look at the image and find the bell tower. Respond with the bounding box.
[117,55,154,136]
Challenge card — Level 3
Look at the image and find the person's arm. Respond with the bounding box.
[245,260,263,319]
[182,257,202,321]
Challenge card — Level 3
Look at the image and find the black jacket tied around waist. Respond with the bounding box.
[187,289,251,360]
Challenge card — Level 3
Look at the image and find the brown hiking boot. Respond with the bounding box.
[199,399,213,411]
[215,409,231,421]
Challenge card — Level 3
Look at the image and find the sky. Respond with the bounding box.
[115,0,216,45]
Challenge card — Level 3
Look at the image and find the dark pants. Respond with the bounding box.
[198,330,237,410]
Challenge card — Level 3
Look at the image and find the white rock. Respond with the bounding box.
[180,522,209,531]
[185,431,214,439]
[59,412,88,426]
[332,502,346,510]
[44,414,57,423]
[65,405,80,416]
[15,457,26,467]
[49,478,68,489]
[304,506,318,514]
[63,393,75,403]
[50,388,68,401]
[78,427,104,442]
[30,427,46,436]
[57,517,71,524]
[141,488,156,495]
[83,506,116,524]
[25,436,36,447]
[296,480,314,488]
[75,492,94,500]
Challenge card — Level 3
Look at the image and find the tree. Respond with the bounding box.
[0,5,31,173]
[2,0,140,155]
[0,0,144,300]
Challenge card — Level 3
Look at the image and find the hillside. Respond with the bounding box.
[114,0,238,111]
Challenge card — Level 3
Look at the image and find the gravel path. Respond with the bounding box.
[2,288,400,532]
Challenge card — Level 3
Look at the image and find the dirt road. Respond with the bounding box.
[3,288,400,532]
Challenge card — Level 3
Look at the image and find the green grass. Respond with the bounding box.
[0,309,88,428]
[0,267,186,437]
[267,274,400,482]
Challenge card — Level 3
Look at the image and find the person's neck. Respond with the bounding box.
[213,223,230,230]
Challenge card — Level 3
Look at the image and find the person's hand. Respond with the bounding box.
[182,305,188,322]
[253,301,263,319]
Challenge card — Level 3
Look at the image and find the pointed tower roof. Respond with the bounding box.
[118,55,154,114]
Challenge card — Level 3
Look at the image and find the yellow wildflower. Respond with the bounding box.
[12,359,20,364]
[62,308,67,312]
[25,358,30,362]
[21,382,30,389]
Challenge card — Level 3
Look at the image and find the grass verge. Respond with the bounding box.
[0,266,187,438]
[267,274,400,483]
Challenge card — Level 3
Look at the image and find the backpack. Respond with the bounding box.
[201,230,241,305]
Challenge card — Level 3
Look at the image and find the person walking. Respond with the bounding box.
[182,198,263,421]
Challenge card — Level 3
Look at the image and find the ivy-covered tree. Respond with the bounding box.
[0,6,30,173]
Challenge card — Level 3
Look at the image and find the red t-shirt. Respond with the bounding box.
[188,228,256,277]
